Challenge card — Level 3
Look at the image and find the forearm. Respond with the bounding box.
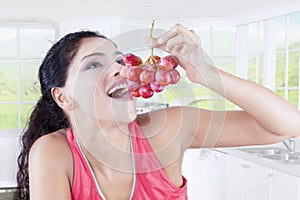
[201,65,300,137]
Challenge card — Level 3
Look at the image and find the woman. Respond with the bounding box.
[15,24,300,200]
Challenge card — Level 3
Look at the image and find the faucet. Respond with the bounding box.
[282,139,296,154]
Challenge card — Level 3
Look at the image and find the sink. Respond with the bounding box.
[240,147,288,156]
[238,147,300,165]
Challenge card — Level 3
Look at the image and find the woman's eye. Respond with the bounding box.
[86,62,103,69]
[116,58,125,66]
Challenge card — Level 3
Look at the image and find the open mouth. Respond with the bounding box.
[107,83,130,98]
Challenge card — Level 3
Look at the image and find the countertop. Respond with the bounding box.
[215,143,300,177]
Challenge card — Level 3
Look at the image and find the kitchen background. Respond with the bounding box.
[0,0,300,199]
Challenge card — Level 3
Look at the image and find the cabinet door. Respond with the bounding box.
[182,149,227,200]
[182,149,207,200]
[271,170,299,200]
[247,162,271,200]
[226,155,272,200]
[204,150,227,200]
[226,155,248,200]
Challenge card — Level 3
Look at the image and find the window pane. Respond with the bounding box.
[20,28,55,58]
[20,60,41,101]
[192,100,213,110]
[212,56,236,74]
[275,89,285,99]
[289,12,300,51]
[248,22,264,84]
[288,50,299,87]
[0,28,17,57]
[288,90,298,108]
[212,27,236,56]
[21,104,35,128]
[276,53,286,87]
[194,27,212,55]
[0,104,18,129]
[248,56,263,84]
[0,61,18,102]
[248,22,264,55]
[248,22,258,56]
[276,15,287,52]
[165,87,190,103]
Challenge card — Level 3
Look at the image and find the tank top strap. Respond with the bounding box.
[65,128,103,200]
[128,120,164,173]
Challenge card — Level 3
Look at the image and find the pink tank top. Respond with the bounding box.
[66,120,188,200]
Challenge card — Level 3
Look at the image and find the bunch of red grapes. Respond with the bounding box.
[120,53,181,98]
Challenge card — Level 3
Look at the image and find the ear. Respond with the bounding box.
[51,87,74,111]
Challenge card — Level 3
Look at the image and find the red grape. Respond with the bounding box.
[131,89,140,97]
[127,80,140,91]
[150,82,164,92]
[142,64,156,71]
[139,84,154,98]
[155,70,171,86]
[137,56,143,66]
[120,53,180,99]
[159,55,179,71]
[124,53,140,66]
[169,69,180,84]
[127,66,142,82]
[153,55,161,63]
[140,70,155,84]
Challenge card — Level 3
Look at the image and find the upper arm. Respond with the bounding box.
[29,132,73,200]
[185,108,288,148]
[138,106,289,151]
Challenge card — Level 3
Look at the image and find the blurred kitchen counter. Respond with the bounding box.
[215,143,300,177]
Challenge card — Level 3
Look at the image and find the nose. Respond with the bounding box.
[111,62,122,78]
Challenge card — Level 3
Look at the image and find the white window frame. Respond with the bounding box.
[0,23,58,134]
[237,13,300,110]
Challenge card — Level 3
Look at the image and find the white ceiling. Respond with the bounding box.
[0,0,296,21]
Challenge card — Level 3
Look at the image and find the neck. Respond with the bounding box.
[70,112,134,173]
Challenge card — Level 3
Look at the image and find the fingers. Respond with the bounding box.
[156,29,178,46]
[164,34,194,52]
[147,23,201,49]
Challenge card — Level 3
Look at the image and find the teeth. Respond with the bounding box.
[108,83,129,96]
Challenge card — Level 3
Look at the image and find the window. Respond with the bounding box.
[242,11,300,110]
[0,25,56,131]
[275,13,300,109]
[247,21,264,85]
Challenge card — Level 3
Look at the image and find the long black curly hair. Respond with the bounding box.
[14,30,107,200]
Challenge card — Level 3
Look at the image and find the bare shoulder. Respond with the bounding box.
[29,129,73,175]
[29,130,73,199]
[136,106,201,135]
[136,106,200,149]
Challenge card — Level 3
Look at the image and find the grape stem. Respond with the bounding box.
[150,19,155,57]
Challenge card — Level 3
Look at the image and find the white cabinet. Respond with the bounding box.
[182,149,227,200]
[183,149,300,200]
[246,160,271,200]
[182,149,207,200]
[226,155,248,200]
[226,155,271,200]
[204,150,227,200]
[270,170,299,200]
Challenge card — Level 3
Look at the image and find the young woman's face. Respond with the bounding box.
[64,37,137,126]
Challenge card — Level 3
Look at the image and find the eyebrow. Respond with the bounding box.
[80,51,124,63]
